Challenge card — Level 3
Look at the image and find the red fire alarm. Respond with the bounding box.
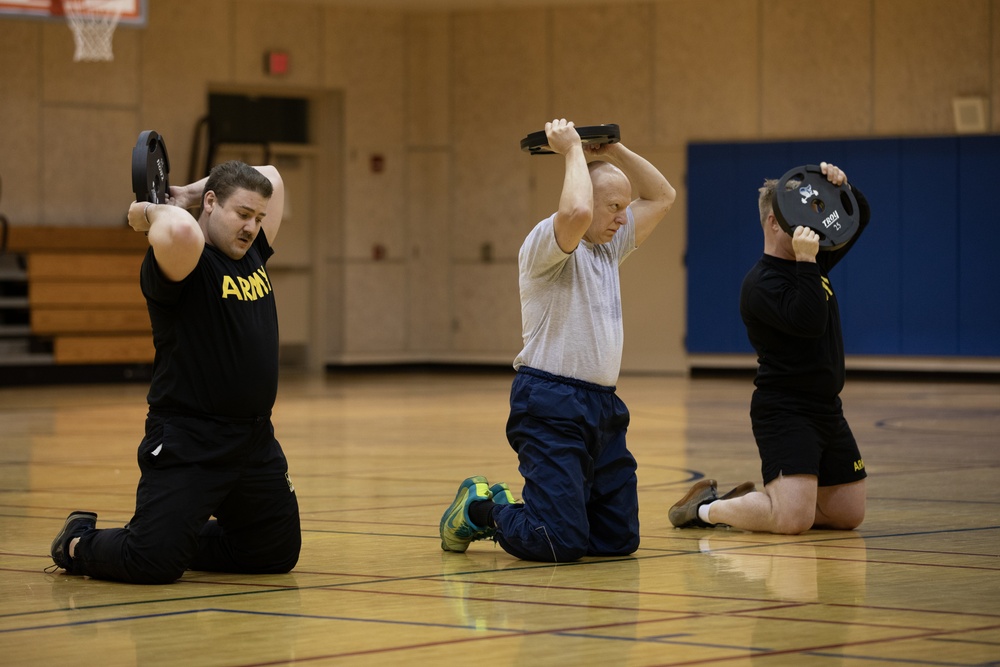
[265,51,289,76]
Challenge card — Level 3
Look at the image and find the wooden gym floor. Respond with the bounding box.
[1,369,998,665]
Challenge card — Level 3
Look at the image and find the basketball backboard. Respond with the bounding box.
[0,0,145,26]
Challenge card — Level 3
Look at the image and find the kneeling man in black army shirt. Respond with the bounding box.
[49,161,301,584]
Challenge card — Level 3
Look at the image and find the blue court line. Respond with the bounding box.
[929,637,1000,647]
[302,528,441,539]
[5,529,996,627]
[2,557,641,621]
[555,625,1000,659]
[860,525,1000,540]
[0,607,516,636]
[639,526,1000,560]
[214,606,679,638]
[864,496,1000,507]
[236,613,1000,667]
[0,605,685,638]
[0,583,300,620]
[805,651,986,666]
[186,607,532,633]
[5,603,997,667]
[9,541,998,626]
[0,608,197,634]
[552,630,772,652]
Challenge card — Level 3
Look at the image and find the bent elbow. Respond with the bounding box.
[563,204,593,226]
[663,182,677,209]
[648,183,677,223]
[257,165,283,191]
[168,219,206,255]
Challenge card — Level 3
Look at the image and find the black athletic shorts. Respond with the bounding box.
[750,388,867,487]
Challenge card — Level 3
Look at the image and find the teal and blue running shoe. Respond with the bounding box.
[440,476,493,552]
[488,482,519,506]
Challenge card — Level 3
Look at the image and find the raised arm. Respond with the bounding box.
[589,142,675,247]
[127,199,204,282]
[166,164,285,245]
[546,119,594,253]
[254,165,285,245]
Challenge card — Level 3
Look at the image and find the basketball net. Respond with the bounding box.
[63,0,122,62]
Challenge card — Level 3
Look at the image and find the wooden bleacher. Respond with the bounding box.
[7,226,153,365]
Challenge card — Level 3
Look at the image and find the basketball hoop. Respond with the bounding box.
[63,0,122,62]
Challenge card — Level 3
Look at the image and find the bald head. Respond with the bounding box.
[589,161,629,192]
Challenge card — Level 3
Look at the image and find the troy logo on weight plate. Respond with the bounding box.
[798,184,842,231]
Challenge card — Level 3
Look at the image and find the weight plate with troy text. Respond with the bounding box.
[773,164,860,251]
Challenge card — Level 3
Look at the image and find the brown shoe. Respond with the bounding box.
[719,481,756,500]
[668,479,717,528]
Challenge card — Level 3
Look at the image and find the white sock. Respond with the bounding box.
[698,501,715,525]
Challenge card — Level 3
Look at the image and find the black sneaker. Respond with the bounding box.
[50,511,98,573]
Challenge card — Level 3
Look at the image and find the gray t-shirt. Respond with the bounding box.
[513,208,637,386]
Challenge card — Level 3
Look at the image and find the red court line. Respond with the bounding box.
[226,614,1000,667]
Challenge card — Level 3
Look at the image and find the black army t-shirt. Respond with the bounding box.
[141,232,279,419]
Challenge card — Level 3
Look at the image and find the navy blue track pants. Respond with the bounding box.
[494,367,639,562]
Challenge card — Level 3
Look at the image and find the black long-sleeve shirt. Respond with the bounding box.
[739,185,870,399]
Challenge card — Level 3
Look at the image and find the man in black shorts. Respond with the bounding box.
[48,161,301,583]
[669,161,870,534]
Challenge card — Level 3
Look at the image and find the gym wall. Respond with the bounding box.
[687,135,1000,360]
[0,0,996,374]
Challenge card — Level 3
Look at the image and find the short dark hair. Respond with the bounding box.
[203,161,273,206]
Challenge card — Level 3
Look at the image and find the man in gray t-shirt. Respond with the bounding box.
[440,119,676,561]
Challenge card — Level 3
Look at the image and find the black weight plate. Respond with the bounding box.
[131,130,170,204]
[520,124,621,154]
[773,164,860,251]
